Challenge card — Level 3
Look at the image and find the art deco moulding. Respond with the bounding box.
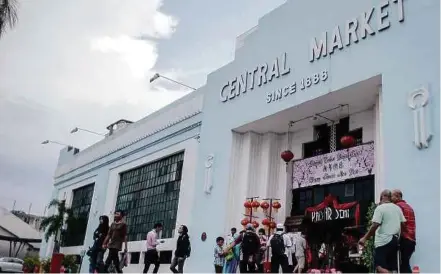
[408,87,432,150]
[204,154,215,194]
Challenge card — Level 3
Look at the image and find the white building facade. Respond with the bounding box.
[39,91,202,273]
[41,0,439,273]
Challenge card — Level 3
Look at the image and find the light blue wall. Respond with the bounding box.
[187,0,439,272]
[39,112,202,272]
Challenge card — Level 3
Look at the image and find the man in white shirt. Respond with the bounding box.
[267,223,292,273]
[359,190,406,273]
[293,231,306,273]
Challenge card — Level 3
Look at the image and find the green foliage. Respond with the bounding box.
[40,199,74,242]
[23,255,40,271]
[41,258,51,273]
[63,255,79,273]
[0,0,18,37]
[361,202,376,273]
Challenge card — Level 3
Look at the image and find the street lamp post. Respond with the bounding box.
[149,73,197,91]
[41,140,72,147]
[70,127,105,137]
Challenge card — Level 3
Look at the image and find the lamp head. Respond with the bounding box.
[149,73,160,83]
[41,140,49,145]
[70,127,79,134]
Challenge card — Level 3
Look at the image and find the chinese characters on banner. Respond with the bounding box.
[292,143,375,188]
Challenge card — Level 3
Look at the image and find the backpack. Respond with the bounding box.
[241,232,260,255]
[270,233,285,256]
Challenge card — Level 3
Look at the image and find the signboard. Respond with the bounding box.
[310,207,352,223]
[219,0,406,104]
[292,143,374,188]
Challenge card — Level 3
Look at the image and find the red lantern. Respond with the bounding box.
[272,201,281,209]
[251,200,260,209]
[252,220,259,228]
[260,201,270,214]
[281,150,294,163]
[269,222,276,229]
[272,201,281,213]
[260,201,270,209]
[241,218,249,226]
[340,135,355,148]
[244,201,252,208]
[262,218,270,226]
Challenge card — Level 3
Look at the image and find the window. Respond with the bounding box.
[115,152,184,241]
[303,124,330,158]
[63,183,95,247]
[349,128,363,146]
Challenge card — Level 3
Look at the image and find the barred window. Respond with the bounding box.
[64,183,95,247]
[116,152,184,241]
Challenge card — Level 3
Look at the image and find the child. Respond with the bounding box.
[214,237,225,273]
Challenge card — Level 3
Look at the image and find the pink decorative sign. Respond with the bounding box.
[292,143,375,188]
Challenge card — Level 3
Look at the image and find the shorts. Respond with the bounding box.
[374,236,398,271]
[296,256,305,269]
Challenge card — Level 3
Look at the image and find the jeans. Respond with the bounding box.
[271,254,290,273]
[90,248,104,273]
[143,249,160,273]
[105,248,122,273]
[400,238,416,273]
[170,257,186,273]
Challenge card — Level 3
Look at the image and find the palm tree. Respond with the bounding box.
[40,199,73,253]
[0,0,18,37]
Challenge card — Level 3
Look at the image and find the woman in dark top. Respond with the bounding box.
[170,225,191,273]
[89,215,109,273]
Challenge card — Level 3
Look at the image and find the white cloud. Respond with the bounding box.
[91,36,158,79]
[0,0,182,214]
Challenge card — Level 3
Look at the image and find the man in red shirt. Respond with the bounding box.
[392,189,416,273]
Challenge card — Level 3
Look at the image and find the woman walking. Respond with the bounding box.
[89,215,109,273]
[170,225,191,273]
[223,228,240,273]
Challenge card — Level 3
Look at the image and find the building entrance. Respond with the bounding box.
[289,175,374,272]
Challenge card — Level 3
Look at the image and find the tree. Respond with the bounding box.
[40,199,73,253]
[0,0,18,37]
[362,202,377,273]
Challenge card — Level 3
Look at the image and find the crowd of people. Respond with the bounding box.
[87,210,191,274]
[85,187,416,274]
[214,224,307,274]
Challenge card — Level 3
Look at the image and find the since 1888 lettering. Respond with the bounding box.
[266,70,328,104]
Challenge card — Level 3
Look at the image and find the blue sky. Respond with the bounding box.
[0,0,285,214]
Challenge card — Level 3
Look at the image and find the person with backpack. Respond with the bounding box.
[228,224,260,273]
[266,224,292,273]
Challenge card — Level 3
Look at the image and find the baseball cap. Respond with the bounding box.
[276,223,284,230]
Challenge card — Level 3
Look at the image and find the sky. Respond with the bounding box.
[0,0,286,215]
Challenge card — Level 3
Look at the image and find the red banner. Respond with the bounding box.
[305,195,360,226]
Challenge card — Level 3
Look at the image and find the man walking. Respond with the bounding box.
[392,189,416,273]
[359,189,406,273]
[143,223,164,273]
[102,210,128,273]
[266,223,292,273]
[229,224,260,273]
[293,230,306,274]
